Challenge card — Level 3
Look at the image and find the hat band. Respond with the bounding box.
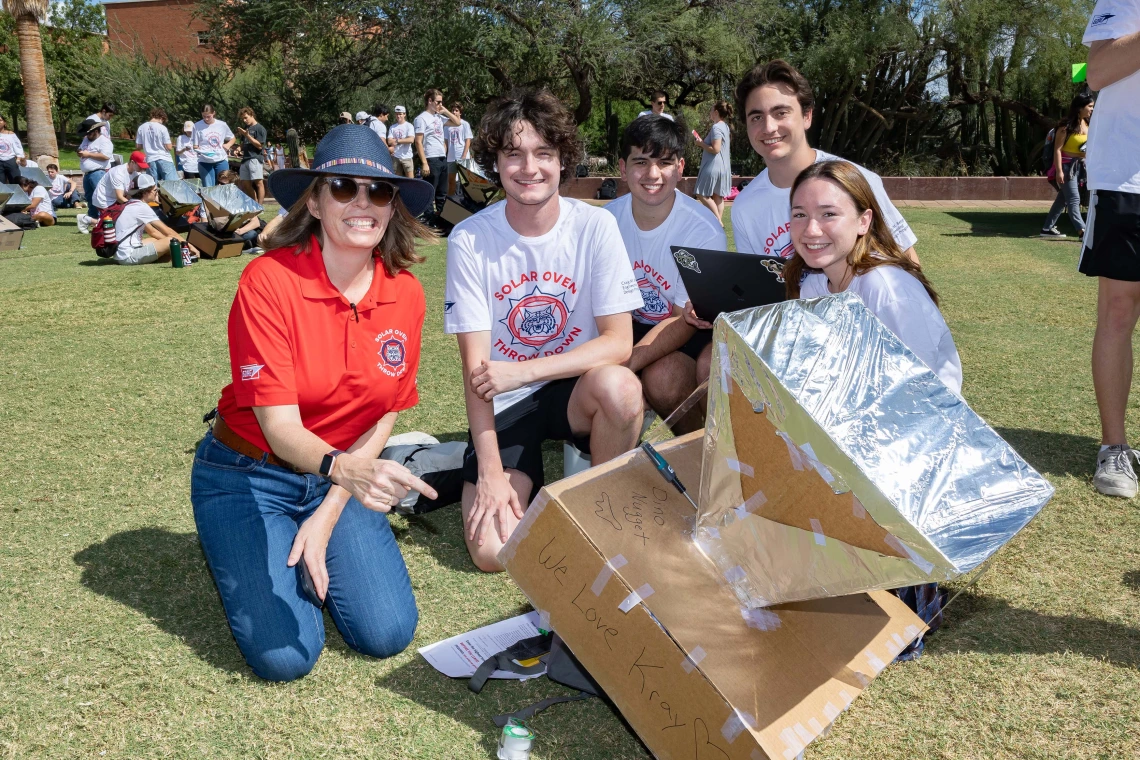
[312,157,394,175]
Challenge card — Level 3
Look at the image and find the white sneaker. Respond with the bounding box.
[76,215,93,234]
[1093,445,1139,498]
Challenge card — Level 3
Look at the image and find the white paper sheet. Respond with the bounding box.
[418,611,546,680]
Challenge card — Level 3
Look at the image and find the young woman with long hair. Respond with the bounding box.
[1042,92,1095,238]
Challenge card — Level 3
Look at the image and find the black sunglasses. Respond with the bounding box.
[323,177,398,207]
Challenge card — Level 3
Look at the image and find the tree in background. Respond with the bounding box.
[2,0,58,159]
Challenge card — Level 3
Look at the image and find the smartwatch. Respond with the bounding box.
[319,449,345,481]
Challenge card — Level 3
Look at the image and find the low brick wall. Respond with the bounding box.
[558,175,1055,202]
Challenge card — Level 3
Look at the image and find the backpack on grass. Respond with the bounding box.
[90,202,131,258]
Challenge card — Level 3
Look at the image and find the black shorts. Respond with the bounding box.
[462,377,591,498]
[1078,190,1140,281]
[632,321,712,361]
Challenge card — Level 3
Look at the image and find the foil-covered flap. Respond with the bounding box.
[697,292,1053,607]
[1,183,31,208]
[199,183,263,233]
[0,184,15,207]
[158,179,202,209]
[20,165,50,187]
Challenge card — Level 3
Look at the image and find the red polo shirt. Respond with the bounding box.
[217,236,425,453]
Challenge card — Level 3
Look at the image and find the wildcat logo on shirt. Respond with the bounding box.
[495,285,581,360]
[375,328,409,377]
[636,279,671,323]
[205,133,223,150]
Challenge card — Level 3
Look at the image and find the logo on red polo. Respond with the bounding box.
[499,286,571,349]
[240,363,264,380]
[376,328,409,377]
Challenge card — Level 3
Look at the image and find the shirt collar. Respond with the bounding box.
[296,235,398,308]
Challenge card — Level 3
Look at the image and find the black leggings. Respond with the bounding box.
[0,158,21,184]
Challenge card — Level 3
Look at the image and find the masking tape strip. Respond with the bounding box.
[735,489,768,521]
[721,709,756,743]
[776,431,806,471]
[741,607,782,631]
[884,637,901,656]
[780,728,804,759]
[725,457,754,477]
[807,718,823,735]
[904,624,921,640]
[724,565,747,584]
[618,583,655,613]
[537,609,551,631]
[852,495,866,519]
[892,632,906,649]
[838,689,853,707]
[822,702,840,721]
[497,491,549,564]
[809,518,826,546]
[883,534,935,574]
[864,649,886,675]
[798,442,836,484]
[680,646,707,674]
[793,723,812,744]
[591,554,628,596]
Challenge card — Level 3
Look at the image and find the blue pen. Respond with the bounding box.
[641,441,698,509]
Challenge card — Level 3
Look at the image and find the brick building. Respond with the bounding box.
[102,0,215,65]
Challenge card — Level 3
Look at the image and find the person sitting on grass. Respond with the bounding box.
[111,174,195,265]
[190,124,440,682]
[46,164,81,210]
[444,89,645,573]
[18,176,56,227]
[785,159,961,659]
[606,114,726,431]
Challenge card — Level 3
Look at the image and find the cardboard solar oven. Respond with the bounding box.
[439,158,499,229]
[501,293,1052,760]
[696,292,1052,609]
[158,179,202,217]
[191,184,263,259]
[1,182,31,213]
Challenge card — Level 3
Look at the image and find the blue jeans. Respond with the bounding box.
[83,169,106,218]
[1044,159,1085,234]
[147,159,178,182]
[190,430,418,681]
[198,160,228,187]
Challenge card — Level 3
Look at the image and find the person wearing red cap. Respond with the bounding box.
[90,150,148,214]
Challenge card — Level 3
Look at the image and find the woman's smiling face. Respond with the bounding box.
[308,176,393,252]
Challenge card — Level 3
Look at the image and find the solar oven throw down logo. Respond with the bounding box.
[500,285,573,352]
[376,328,409,378]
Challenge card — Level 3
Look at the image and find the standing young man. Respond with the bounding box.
[368,104,390,151]
[686,59,920,379]
[637,90,674,121]
[444,89,645,572]
[85,103,116,139]
[387,106,416,178]
[136,108,175,182]
[235,107,267,205]
[414,89,462,216]
[444,102,474,192]
[1078,1,1140,497]
[607,116,726,428]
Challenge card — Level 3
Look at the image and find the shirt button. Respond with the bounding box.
[351,340,357,349]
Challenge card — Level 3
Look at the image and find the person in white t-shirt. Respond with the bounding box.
[414,88,463,216]
[193,104,236,187]
[112,174,190,265]
[1077,0,1140,497]
[636,90,675,121]
[0,113,27,185]
[368,104,390,150]
[444,89,645,572]
[77,118,113,219]
[86,104,116,140]
[46,164,80,209]
[18,177,55,227]
[135,107,176,182]
[176,121,198,178]
[786,159,959,659]
[607,115,726,431]
[91,150,148,212]
[444,102,474,192]
[387,106,416,177]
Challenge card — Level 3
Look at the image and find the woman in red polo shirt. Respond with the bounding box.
[191,125,439,682]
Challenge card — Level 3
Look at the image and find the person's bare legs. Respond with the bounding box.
[712,194,724,222]
[641,351,702,432]
[1092,277,1140,445]
[32,212,55,227]
[567,364,644,463]
[253,179,265,205]
[461,469,533,573]
[696,194,718,221]
[695,342,713,385]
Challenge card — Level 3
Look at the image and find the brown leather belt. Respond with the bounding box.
[213,417,304,473]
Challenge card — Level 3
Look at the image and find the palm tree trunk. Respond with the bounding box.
[13,13,58,161]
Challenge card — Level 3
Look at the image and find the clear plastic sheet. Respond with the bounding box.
[0,184,15,207]
[20,165,50,187]
[158,179,202,214]
[696,292,1053,608]
[198,184,263,233]
[1,183,31,209]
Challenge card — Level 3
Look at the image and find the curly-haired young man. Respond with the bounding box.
[443,88,646,572]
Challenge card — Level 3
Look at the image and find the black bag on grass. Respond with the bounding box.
[596,178,618,200]
[4,212,36,230]
[379,441,466,515]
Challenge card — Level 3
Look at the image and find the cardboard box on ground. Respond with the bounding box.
[0,215,24,250]
[501,431,926,760]
[188,222,245,259]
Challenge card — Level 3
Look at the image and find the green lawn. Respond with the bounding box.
[1,206,1137,759]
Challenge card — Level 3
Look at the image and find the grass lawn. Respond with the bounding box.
[1,205,1138,759]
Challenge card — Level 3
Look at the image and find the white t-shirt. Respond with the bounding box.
[638,111,675,121]
[732,150,917,258]
[86,113,111,139]
[368,117,388,141]
[49,175,70,199]
[193,119,235,164]
[30,186,53,217]
[0,131,24,162]
[92,164,136,209]
[135,121,172,165]
[445,119,474,163]
[1083,0,1140,193]
[413,111,447,159]
[444,197,644,412]
[389,122,415,160]
[176,134,198,173]
[606,190,727,324]
[79,135,114,173]
[114,200,160,254]
[800,265,962,394]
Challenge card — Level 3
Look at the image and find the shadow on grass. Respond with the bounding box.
[994,427,1098,478]
[1123,571,1140,594]
[74,527,248,674]
[938,590,1140,669]
[942,211,1065,238]
[78,258,116,266]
